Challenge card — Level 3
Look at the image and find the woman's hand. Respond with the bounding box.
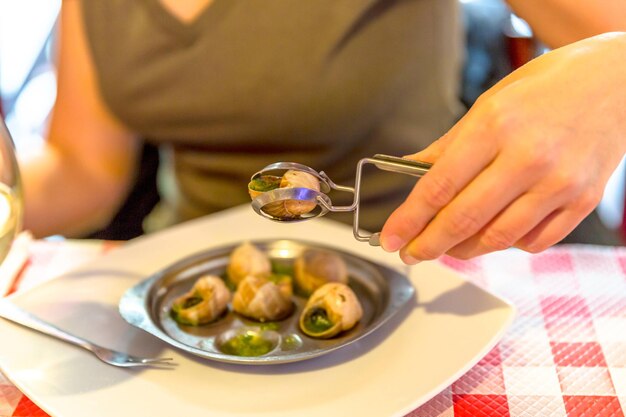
[380,33,626,263]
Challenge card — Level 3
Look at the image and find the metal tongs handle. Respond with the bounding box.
[369,154,431,177]
[249,154,431,246]
[350,154,431,246]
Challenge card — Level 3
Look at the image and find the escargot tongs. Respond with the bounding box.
[250,154,431,246]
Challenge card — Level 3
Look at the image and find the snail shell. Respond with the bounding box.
[227,242,272,287]
[248,170,320,219]
[294,248,348,296]
[170,275,231,326]
[232,275,294,322]
[299,283,363,339]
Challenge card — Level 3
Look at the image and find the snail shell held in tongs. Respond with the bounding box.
[170,275,231,326]
[294,248,348,296]
[232,275,294,322]
[299,282,363,339]
[227,242,272,287]
[248,170,320,219]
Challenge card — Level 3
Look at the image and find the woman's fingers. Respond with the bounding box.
[441,174,599,259]
[380,124,497,254]
[396,147,548,263]
[444,190,565,259]
[516,195,600,252]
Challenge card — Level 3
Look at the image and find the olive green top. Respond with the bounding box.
[81,0,463,232]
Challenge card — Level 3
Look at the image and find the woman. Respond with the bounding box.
[21,0,464,238]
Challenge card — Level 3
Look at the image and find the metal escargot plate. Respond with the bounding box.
[119,239,414,365]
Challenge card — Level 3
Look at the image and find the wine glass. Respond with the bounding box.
[0,117,23,265]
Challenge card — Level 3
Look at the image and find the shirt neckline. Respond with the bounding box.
[143,0,233,43]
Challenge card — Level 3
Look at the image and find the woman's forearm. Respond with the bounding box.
[506,0,626,48]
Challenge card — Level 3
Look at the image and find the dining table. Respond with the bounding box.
[0,209,625,417]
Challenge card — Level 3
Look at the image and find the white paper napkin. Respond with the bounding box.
[13,237,109,293]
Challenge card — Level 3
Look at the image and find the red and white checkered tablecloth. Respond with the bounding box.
[1,240,625,417]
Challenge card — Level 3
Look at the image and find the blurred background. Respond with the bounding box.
[1,0,624,241]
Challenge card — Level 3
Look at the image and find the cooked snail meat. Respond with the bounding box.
[232,275,294,322]
[248,175,282,194]
[294,248,348,296]
[227,242,272,287]
[170,275,230,326]
[299,283,363,339]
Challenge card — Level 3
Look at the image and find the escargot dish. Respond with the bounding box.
[248,169,320,219]
[299,282,363,339]
[232,275,294,322]
[294,248,348,296]
[227,241,272,287]
[117,237,419,365]
[170,275,231,326]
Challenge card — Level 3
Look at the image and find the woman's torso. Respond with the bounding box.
[81,0,464,231]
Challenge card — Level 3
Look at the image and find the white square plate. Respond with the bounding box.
[0,206,515,417]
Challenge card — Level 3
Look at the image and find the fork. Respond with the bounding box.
[0,301,175,368]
